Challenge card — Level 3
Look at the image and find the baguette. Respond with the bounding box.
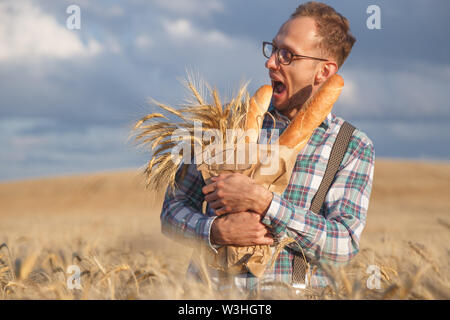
[277,74,344,151]
[245,85,273,143]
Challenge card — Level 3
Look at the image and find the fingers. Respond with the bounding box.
[202,177,227,195]
[215,206,228,215]
[239,213,274,245]
[260,236,274,245]
[204,191,219,203]
[210,201,228,213]
[211,211,273,245]
[202,182,216,195]
[248,229,274,245]
[254,227,274,245]
[203,181,230,214]
[211,173,233,182]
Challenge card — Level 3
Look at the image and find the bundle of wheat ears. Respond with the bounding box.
[132,74,252,193]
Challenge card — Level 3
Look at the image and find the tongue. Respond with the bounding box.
[274,82,286,94]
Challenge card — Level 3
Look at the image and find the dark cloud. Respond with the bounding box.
[0,0,449,181]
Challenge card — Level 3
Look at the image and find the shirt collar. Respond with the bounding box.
[320,113,332,131]
[269,103,331,131]
[271,107,291,125]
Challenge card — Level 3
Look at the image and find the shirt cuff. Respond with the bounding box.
[204,215,220,254]
[261,193,295,235]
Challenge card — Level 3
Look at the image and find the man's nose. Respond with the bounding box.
[265,52,279,70]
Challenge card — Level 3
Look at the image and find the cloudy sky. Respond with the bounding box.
[0,0,449,181]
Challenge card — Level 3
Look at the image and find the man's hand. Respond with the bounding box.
[202,173,274,216]
[210,212,274,246]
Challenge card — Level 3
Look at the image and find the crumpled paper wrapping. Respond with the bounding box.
[196,143,299,277]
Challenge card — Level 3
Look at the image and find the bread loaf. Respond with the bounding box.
[244,85,273,143]
[277,74,344,151]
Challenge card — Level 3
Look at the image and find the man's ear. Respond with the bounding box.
[314,61,338,85]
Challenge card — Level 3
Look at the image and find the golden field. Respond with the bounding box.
[0,159,449,299]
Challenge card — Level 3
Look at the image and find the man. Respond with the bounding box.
[160,2,375,292]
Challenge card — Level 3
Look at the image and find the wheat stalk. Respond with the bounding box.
[131,74,250,192]
[408,241,441,276]
[18,252,38,281]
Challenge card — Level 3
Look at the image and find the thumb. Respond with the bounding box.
[261,236,274,245]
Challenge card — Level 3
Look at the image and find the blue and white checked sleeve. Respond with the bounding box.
[160,164,218,250]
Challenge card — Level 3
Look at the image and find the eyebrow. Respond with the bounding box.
[272,38,297,54]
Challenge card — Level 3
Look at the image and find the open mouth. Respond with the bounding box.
[273,81,286,94]
[272,79,287,100]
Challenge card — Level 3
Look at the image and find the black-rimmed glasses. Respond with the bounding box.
[263,41,328,65]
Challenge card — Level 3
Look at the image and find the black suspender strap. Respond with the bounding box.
[292,121,356,285]
[309,121,356,214]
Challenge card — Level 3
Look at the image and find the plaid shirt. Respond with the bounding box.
[160,104,375,292]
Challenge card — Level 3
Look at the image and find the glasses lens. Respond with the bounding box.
[263,42,274,59]
[278,48,292,65]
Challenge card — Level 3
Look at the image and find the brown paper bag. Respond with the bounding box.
[196,143,299,278]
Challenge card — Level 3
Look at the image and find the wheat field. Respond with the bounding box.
[0,159,449,299]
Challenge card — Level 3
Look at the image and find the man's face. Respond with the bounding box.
[266,16,323,117]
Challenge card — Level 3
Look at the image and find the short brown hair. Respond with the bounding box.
[291,1,356,68]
